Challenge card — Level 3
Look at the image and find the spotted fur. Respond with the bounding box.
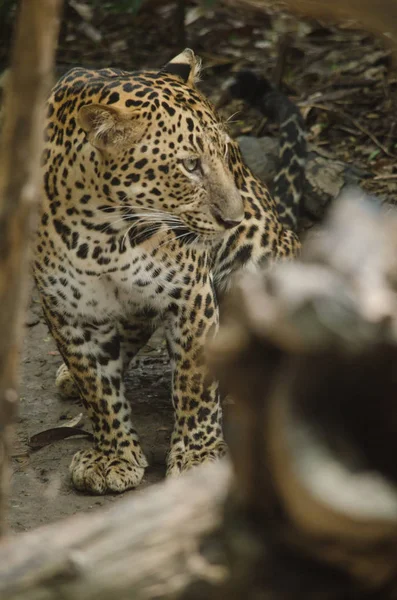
[33,49,301,494]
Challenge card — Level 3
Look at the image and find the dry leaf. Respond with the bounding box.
[29,413,92,449]
[29,427,93,450]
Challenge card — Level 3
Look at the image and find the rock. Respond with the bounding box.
[238,134,369,221]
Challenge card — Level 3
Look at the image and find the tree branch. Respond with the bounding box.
[0,0,63,535]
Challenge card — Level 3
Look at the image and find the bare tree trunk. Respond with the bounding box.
[0,0,63,536]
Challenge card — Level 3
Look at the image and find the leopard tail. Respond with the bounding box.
[228,71,306,232]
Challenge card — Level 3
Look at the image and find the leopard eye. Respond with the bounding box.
[182,157,200,173]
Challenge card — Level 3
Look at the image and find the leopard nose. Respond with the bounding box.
[215,214,243,229]
[212,191,245,229]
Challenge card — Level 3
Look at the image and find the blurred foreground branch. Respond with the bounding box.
[0,0,63,535]
[212,190,397,597]
[222,0,397,51]
[2,191,397,598]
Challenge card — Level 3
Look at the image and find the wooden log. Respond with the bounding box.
[211,189,397,598]
[0,0,62,535]
[0,462,231,600]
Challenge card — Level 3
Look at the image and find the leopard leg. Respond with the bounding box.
[43,299,150,494]
[55,317,153,398]
[118,317,154,372]
[165,277,226,477]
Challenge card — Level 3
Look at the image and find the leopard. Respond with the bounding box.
[32,48,305,494]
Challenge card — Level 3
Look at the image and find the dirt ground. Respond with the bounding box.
[4,0,397,531]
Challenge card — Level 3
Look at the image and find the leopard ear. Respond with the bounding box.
[78,103,142,150]
[160,48,201,86]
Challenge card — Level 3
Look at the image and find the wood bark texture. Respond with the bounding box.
[0,462,231,600]
[211,190,397,599]
[0,0,63,535]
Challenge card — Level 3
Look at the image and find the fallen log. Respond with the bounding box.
[0,0,63,534]
[2,190,397,598]
[0,462,231,600]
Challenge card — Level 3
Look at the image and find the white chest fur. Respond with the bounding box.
[45,240,197,321]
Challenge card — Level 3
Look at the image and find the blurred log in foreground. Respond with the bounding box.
[212,188,397,598]
[0,0,63,535]
[221,0,397,51]
[2,189,397,599]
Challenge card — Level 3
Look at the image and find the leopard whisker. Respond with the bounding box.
[126,223,190,245]
[225,110,241,124]
[96,204,185,220]
[99,212,185,233]
[126,225,165,245]
[156,230,199,251]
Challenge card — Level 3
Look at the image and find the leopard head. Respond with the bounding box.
[77,49,244,239]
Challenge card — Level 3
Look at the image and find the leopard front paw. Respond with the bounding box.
[55,363,79,398]
[166,439,227,478]
[70,446,148,494]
